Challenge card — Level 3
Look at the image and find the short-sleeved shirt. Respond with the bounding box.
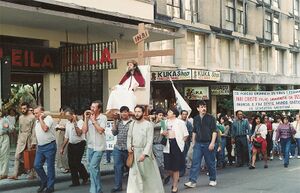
[65,120,85,144]
[86,114,107,151]
[193,114,217,143]
[35,116,56,146]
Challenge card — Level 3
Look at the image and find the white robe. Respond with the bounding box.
[107,75,140,112]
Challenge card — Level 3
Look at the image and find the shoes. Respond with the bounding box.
[69,184,80,187]
[8,176,18,180]
[208,181,217,187]
[82,178,89,185]
[289,155,295,159]
[60,168,70,173]
[0,175,8,180]
[111,188,122,192]
[44,189,54,193]
[279,156,283,160]
[171,187,178,193]
[284,164,288,168]
[249,165,255,170]
[163,176,171,185]
[184,181,196,188]
[264,165,268,169]
[297,156,300,159]
[270,156,273,160]
[37,185,46,193]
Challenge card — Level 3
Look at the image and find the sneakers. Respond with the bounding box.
[184,181,196,188]
[297,155,300,159]
[270,156,273,160]
[279,156,283,160]
[209,181,217,187]
[289,155,295,159]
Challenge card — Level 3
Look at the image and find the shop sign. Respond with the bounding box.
[133,30,149,44]
[192,70,221,81]
[184,87,209,100]
[0,44,59,73]
[151,69,192,81]
[60,41,117,72]
[211,85,230,95]
[233,89,300,112]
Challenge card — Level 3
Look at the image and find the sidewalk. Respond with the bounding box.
[0,147,114,191]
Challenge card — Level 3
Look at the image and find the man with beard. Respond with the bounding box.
[82,100,107,193]
[8,102,36,180]
[126,105,164,193]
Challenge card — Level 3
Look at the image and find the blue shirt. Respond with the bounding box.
[231,119,250,138]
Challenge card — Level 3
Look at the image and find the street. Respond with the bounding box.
[2,158,300,193]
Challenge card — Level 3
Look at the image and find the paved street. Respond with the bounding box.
[2,158,300,193]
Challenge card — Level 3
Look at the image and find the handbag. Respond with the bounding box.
[126,121,135,168]
[253,140,262,149]
[23,148,36,170]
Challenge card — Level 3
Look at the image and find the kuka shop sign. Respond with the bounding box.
[151,69,220,81]
[0,44,59,73]
[60,41,117,72]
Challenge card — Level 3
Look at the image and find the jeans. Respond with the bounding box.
[88,148,104,193]
[112,147,128,190]
[290,143,296,156]
[106,150,113,163]
[189,142,216,183]
[34,141,56,190]
[296,138,300,156]
[217,137,227,166]
[280,138,291,166]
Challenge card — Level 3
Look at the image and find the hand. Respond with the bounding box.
[128,147,133,153]
[60,148,64,155]
[162,131,168,137]
[84,110,92,118]
[217,146,221,152]
[113,112,120,120]
[138,154,146,162]
[39,113,45,120]
[31,144,36,149]
[208,143,215,151]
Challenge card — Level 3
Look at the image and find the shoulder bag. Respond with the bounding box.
[126,121,135,168]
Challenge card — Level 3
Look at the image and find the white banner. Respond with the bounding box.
[105,121,116,150]
[233,89,300,112]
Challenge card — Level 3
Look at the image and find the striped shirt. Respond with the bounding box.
[112,119,132,150]
[231,119,250,138]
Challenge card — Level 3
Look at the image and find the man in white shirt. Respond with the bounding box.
[60,108,88,187]
[82,100,107,193]
[33,106,56,193]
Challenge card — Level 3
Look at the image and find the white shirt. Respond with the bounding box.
[292,121,300,138]
[35,116,56,146]
[65,120,85,144]
[86,114,107,151]
[272,122,280,141]
[253,124,267,139]
[163,118,189,154]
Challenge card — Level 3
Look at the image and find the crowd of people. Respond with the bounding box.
[1,99,299,193]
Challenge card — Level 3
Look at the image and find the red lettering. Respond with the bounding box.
[11,49,23,66]
[24,50,29,66]
[72,49,80,65]
[30,51,40,67]
[88,49,97,65]
[41,54,53,68]
[100,47,112,64]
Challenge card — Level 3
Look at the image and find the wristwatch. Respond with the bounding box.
[92,121,96,125]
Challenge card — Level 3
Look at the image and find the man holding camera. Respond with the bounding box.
[33,106,56,193]
[82,100,107,193]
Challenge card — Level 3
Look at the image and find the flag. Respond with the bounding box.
[170,78,192,115]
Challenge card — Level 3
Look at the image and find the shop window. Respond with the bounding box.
[167,0,181,18]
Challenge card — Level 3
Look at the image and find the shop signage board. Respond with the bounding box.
[0,44,59,73]
[233,89,300,112]
[151,69,220,82]
[133,30,149,44]
[60,41,117,72]
[184,87,209,100]
[211,85,230,95]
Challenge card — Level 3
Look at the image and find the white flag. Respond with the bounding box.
[170,78,192,115]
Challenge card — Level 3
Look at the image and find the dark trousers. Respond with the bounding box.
[266,132,273,157]
[226,137,235,163]
[68,140,89,185]
[235,135,249,166]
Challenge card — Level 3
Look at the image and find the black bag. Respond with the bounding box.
[291,136,296,144]
[160,137,167,146]
[253,141,262,149]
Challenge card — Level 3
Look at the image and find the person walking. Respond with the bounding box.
[111,106,132,192]
[0,110,10,180]
[276,116,296,168]
[231,110,250,167]
[60,108,89,187]
[8,102,36,180]
[162,108,189,193]
[184,100,218,188]
[82,100,107,193]
[126,105,164,193]
[292,114,300,159]
[33,106,56,193]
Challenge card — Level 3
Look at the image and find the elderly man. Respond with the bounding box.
[33,106,56,193]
